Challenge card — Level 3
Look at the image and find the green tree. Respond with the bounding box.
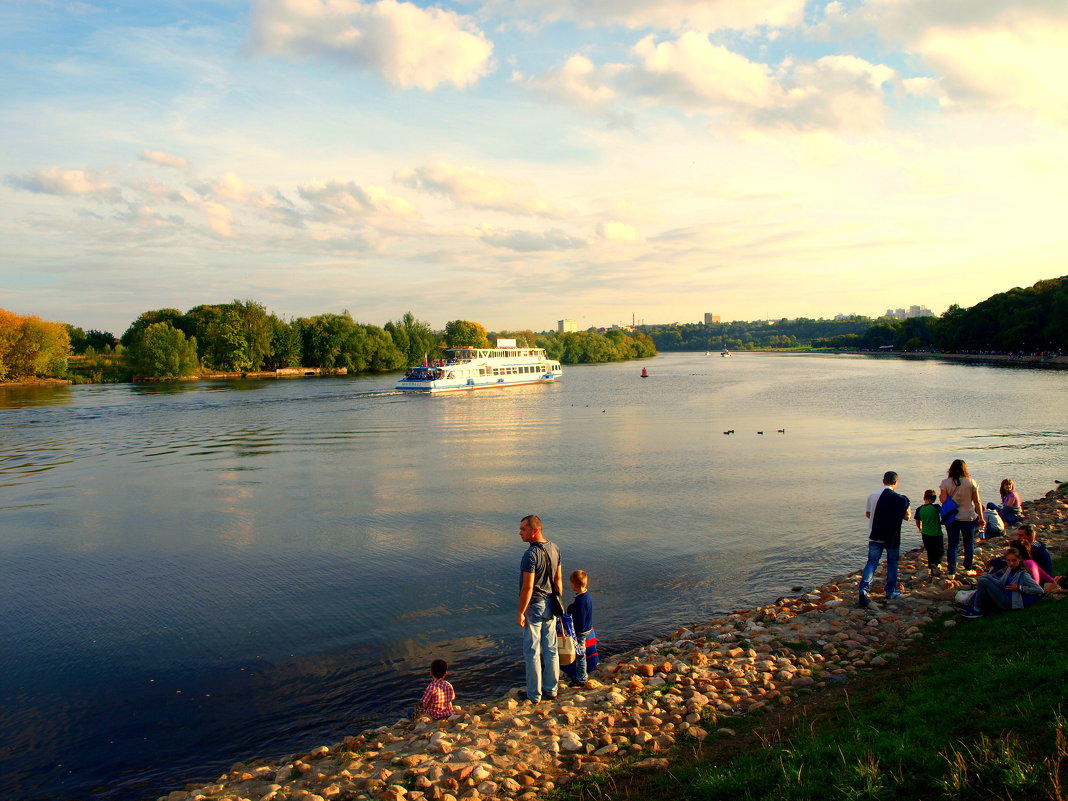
[298,313,356,369]
[444,319,490,348]
[297,313,405,372]
[386,311,438,366]
[130,322,199,378]
[121,308,184,348]
[85,330,117,351]
[537,332,564,360]
[264,315,301,370]
[65,324,88,354]
[182,304,225,366]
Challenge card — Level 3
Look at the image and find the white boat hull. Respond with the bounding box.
[395,342,563,393]
[397,373,560,393]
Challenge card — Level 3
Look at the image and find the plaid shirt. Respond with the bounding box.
[421,678,455,720]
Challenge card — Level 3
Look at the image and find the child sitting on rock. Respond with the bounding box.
[562,570,598,687]
[419,659,456,720]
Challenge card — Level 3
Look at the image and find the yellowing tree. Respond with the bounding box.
[0,308,72,381]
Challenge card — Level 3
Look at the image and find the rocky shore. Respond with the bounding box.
[158,483,1068,801]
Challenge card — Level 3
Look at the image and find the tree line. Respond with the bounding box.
[640,276,1067,355]
[2,302,656,382]
[811,276,1067,353]
[8,274,1060,383]
[640,316,874,353]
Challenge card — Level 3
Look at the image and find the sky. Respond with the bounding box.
[2,0,1067,335]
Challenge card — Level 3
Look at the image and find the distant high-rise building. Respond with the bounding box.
[704,312,721,325]
[558,319,578,333]
[884,305,934,320]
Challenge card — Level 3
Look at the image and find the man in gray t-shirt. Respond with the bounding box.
[517,514,562,702]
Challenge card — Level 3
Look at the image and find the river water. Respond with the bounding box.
[1,352,1065,800]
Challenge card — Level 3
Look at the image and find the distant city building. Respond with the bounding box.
[558,319,578,333]
[884,305,934,320]
[703,312,721,325]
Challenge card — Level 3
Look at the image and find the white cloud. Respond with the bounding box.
[476,225,588,251]
[597,220,640,241]
[118,203,184,229]
[519,35,898,132]
[630,32,778,111]
[511,55,620,113]
[248,0,494,90]
[298,180,417,221]
[138,149,190,170]
[199,200,236,238]
[203,172,289,209]
[488,0,806,32]
[6,167,123,203]
[759,55,897,131]
[821,0,1068,120]
[914,21,1068,119]
[395,162,565,217]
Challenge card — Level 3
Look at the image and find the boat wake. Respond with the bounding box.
[352,390,408,398]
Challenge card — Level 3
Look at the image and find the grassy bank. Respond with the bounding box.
[558,557,1068,801]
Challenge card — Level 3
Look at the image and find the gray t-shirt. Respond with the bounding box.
[520,540,560,599]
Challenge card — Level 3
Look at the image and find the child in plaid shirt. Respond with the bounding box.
[420,659,456,720]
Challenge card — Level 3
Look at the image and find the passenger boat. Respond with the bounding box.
[396,339,562,393]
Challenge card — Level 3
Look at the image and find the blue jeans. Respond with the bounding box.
[1000,506,1022,527]
[859,541,899,597]
[522,596,559,701]
[972,575,1014,613]
[946,520,977,572]
[572,632,588,682]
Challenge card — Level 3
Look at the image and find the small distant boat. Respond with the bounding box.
[721,350,731,358]
[640,367,648,378]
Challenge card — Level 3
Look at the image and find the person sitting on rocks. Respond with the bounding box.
[961,547,1045,619]
[1004,538,1058,586]
[419,659,457,720]
[982,503,1006,539]
[998,478,1024,526]
[1014,524,1053,577]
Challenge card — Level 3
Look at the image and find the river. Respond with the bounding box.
[1,352,1065,800]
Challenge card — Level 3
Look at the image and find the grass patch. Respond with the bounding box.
[557,557,1068,801]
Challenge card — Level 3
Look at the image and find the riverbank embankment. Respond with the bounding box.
[854,351,1068,369]
[157,484,1068,801]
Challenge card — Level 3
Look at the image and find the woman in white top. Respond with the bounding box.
[939,458,984,575]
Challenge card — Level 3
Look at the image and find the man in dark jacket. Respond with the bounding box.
[859,471,912,607]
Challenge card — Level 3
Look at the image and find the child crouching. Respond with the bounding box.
[419,659,456,720]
